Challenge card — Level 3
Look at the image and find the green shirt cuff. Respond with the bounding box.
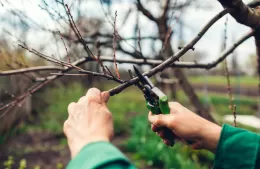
[66,141,131,169]
[214,124,260,169]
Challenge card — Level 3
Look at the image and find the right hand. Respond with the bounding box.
[148,102,221,153]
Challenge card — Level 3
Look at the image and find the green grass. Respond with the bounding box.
[173,90,257,116]
[189,75,258,87]
[107,86,147,134]
[22,82,147,135]
[20,83,86,133]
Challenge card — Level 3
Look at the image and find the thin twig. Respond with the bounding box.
[223,16,236,127]
[2,30,253,78]
[58,30,70,63]
[109,9,231,95]
[51,73,88,76]
[113,11,120,79]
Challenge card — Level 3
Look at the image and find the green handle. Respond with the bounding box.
[159,95,170,114]
[146,96,170,115]
[146,96,174,146]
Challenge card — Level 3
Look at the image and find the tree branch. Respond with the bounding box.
[136,0,158,23]
[161,0,170,20]
[0,66,64,76]
[218,0,260,28]
[2,29,253,79]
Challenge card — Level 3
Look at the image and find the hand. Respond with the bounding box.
[64,88,113,158]
[148,102,221,153]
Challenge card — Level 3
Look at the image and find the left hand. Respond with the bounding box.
[63,88,113,158]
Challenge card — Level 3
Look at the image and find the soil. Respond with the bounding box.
[0,131,129,169]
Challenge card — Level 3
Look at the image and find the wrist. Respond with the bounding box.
[70,137,110,158]
[201,122,222,153]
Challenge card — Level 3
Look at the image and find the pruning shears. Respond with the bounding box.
[133,66,170,115]
[133,66,175,146]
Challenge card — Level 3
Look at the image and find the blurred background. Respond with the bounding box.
[0,0,260,169]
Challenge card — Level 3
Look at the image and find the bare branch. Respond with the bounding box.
[136,0,158,23]
[177,30,254,69]
[0,66,64,76]
[161,0,171,20]
[2,29,253,78]
[108,9,250,95]
[58,31,70,63]
[113,11,120,79]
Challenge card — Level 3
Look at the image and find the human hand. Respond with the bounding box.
[64,88,113,158]
[148,102,221,153]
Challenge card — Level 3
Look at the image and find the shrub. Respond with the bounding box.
[126,115,214,169]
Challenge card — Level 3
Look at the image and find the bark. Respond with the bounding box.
[254,29,260,118]
[218,0,260,28]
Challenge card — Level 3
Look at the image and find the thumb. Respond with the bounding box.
[101,91,110,103]
[148,112,173,128]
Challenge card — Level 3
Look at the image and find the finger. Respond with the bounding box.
[157,128,175,139]
[63,120,74,137]
[68,102,76,115]
[149,112,162,132]
[78,96,87,104]
[151,124,161,132]
[163,139,172,146]
[86,88,101,103]
[101,91,110,103]
[191,142,203,150]
[148,113,173,128]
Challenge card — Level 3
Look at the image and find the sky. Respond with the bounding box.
[0,0,256,74]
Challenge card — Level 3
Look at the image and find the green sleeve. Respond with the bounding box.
[66,141,137,169]
[213,124,260,169]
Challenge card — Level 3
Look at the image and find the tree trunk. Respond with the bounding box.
[164,43,214,121]
[254,29,260,118]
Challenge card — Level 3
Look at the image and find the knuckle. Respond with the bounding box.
[68,102,76,113]
[155,114,163,124]
[63,120,70,133]
[78,96,87,103]
[88,96,101,103]
[63,120,70,127]
[168,115,176,128]
[170,102,181,107]
[89,88,101,93]
[104,110,112,119]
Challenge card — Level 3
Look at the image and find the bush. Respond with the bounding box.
[126,115,214,169]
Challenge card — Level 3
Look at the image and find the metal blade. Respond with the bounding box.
[133,65,150,86]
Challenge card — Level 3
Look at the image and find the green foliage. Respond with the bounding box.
[18,159,26,169]
[126,115,213,169]
[107,87,147,134]
[4,156,14,169]
[56,162,63,169]
[33,165,41,169]
[38,83,86,133]
[12,81,258,169]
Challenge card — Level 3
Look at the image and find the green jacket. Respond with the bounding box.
[66,124,260,169]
